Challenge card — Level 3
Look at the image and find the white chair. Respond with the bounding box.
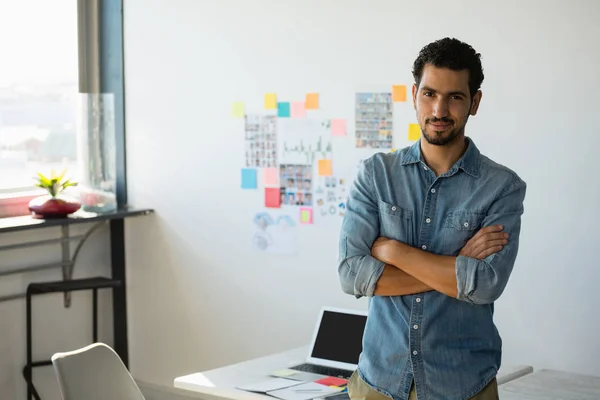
[51,342,145,400]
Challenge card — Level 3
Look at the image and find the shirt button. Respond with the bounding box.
[463,222,469,227]
[391,206,397,211]
[431,188,436,193]
[416,298,421,303]
[424,166,428,171]
[413,350,418,355]
[421,245,427,250]
[425,218,431,223]
[413,325,419,329]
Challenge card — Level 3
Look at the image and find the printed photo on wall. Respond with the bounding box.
[279,164,313,207]
[314,175,348,219]
[355,92,393,149]
[245,115,278,168]
[252,211,297,255]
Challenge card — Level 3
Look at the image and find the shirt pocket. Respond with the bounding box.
[378,200,414,245]
[443,210,486,253]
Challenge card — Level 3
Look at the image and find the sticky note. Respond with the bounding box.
[241,168,257,189]
[232,102,245,118]
[408,123,421,141]
[392,85,407,102]
[272,369,298,378]
[331,119,346,136]
[265,188,281,208]
[263,167,278,186]
[277,102,290,118]
[300,208,313,224]
[265,93,277,109]
[318,159,333,176]
[315,377,348,387]
[305,93,319,109]
[291,101,306,118]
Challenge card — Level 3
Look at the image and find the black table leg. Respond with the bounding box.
[110,218,128,366]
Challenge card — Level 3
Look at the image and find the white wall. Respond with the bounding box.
[123,0,600,388]
[0,225,112,400]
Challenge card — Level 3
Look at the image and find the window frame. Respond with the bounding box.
[0,0,127,218]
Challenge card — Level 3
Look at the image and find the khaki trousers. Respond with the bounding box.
[347,370,499,400]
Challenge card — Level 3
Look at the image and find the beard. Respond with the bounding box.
[421,115,468,146]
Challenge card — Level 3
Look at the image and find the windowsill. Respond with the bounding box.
[0,190,44,219]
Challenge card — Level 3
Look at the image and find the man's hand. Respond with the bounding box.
[371,237,399,264]
[459,225,509,260]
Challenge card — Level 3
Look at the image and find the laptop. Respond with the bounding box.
[288,307,368,380]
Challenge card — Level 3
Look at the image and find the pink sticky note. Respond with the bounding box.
[291,101,306,118]
[300,207,313,224]
[263,168,278,186]
[265,188,281,208]
[331,119,346,136]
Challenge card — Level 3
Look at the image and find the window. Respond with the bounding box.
[0,0,79,192]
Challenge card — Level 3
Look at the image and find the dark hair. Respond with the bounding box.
[412,38,484,98]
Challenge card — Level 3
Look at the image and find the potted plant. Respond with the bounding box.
[28,169,81,219]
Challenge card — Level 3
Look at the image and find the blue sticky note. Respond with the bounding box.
[241,168,257,189]
[277,102,290,118]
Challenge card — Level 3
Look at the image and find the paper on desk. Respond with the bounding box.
[236,377,302,393]
[267,382,342,400]
[273,371,329,382]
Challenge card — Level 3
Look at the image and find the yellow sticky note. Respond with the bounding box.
[232,102,245,118]
[392,85,407,102]
[272,369,297,377]
[264,93,277,109]
[305,93,319,109]
[318,159,333,176]
[408,123,421,141]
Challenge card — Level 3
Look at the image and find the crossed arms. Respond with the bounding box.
[337,158,527,305]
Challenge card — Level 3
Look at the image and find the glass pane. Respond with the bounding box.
[0,0,79,191]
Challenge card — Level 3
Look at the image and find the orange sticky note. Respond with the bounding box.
[264,93,277,109]
[331,119,346,136]
[265,188,281,208]
[392,85,407,102]
[305,93,319,109]
[263,168,278,186]
[300,207,313,224]
[318,159,333,176]
[408,123,421,141]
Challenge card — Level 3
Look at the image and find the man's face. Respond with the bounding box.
[412,64,481,146]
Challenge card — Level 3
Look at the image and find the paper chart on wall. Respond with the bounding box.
[355,92,393,149]
[314,175,348,219]
[245,115,278,168]
[252,211,297,255]
[278,118,332,165]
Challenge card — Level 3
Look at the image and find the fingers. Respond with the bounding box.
[474,245,503,260]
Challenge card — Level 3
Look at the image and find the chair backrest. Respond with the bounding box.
[51,342,145,400]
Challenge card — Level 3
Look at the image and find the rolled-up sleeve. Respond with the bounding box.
[338,157,385,298]
[456,178,527,304]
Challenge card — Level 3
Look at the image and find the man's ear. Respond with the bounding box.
[412,84,418,110]
[470,90,482,116]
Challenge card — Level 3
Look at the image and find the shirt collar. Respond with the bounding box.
[400,137,481,178]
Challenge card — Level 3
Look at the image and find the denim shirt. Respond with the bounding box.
[337,138,526,400]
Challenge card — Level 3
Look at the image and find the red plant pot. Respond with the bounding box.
[28,194,81,219]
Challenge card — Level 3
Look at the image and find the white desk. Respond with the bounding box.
[174,346,533,399]
[498,369,600,399]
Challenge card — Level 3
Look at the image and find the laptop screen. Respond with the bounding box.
[310,310,367,365]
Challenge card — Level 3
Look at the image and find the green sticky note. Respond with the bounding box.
[232,102,245,118]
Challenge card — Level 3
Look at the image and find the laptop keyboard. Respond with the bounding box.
[290,363,353,379]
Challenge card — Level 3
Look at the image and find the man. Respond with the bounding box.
[338,38,526,400]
